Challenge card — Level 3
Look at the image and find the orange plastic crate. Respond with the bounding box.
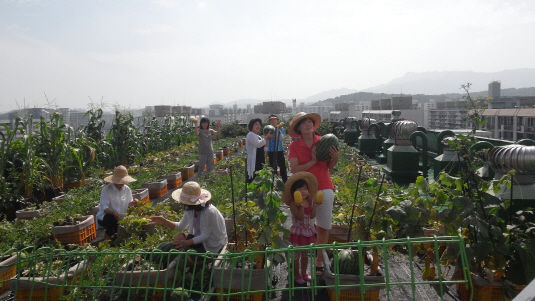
[16,286,63,301]
[327,289,379,301]
[216,153,224,160]
[167,178,183,189]
[459,283,526,301]
[223,149,231,156]
[328,236,348,244]
[54,222,96,246]
[139,194,150,206]
[148,186,168,199]
[213,157,217,164]
[216,288,263,301]
[0,259,16,294]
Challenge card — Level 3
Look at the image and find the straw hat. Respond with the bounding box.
[288,112,321,138]
[104,165,136,184]
[172,182,212,206]
[282,172,318,206]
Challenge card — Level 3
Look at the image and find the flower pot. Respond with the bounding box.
[132,188,150,205]
[142,179,168,199]
[9,259,90,301]
[160,172,182,189]
[322,249,385,301]
[52,215,96,246]
[0,254,17,294]
[16,209,41,220]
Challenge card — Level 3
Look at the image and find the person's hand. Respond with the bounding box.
[302,201,309,209]
[173,233,186,248]
[113,210,120,220]
[329,146,340,161]
[149,216,167,225]
[129,199,138,207]
[311,146,318,162]
[265,133,274,140]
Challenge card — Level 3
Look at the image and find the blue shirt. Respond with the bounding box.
[267,127,285,152]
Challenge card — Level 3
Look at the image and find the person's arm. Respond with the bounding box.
[247,132,268,148]
[310,200,318,219]
[100,187,120,220]
[149,216,178,230]
[289,146,318,173]
[289,201,305,221]
[213,120,222,136]
[193,120,199,136]
[327,146,340,170]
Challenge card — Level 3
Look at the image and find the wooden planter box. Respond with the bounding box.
[322,249,384,301]
[213,248,269,301]
[115,255,179,299]
[132,188,150,205]
[9,260,90,301]
[329,224,352,243]
[160,172,183,189]
[181,166,195,180]
[458,274,526,301]
[215,150,224,160]
[0,254,17,294]
[52,215,96,246]
[142,180,168,200]
[16,209,41,220]
[64,179,86,191]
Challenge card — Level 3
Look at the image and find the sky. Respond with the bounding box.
[1,0,535,112]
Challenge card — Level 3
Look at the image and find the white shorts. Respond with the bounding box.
[314,189,334,230]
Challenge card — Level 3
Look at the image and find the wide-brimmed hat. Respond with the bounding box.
[288,112,321,138]
[104,165,136,184]
[172,181,212,206]
[282,172,318,206]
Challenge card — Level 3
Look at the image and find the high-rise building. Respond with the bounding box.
[488,81,501,100]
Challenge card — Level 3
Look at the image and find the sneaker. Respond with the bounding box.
[295,276,305,285]
[302,273,312,281]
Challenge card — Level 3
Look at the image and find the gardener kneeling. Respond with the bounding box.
[96,165,139,241]
[150,181,227,266]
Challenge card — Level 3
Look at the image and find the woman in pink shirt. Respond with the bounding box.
[288,112,339,276]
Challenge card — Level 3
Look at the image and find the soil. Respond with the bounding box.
[53,216,81,227]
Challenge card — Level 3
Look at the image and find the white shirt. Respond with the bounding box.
[174,205,228,253]
[96,184,133,221]
[246,131,266,179]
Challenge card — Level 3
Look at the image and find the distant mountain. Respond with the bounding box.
[363,69,535,95]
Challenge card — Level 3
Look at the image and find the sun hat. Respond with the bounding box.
[288,112,321,138]
[282,172,318,206]
[171,181,212,206]
[104,165,136,184]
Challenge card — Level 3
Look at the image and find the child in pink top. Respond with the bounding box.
[284,172,319,285]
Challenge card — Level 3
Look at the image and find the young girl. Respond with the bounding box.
[283,172,319,285]
[193,117,221,175]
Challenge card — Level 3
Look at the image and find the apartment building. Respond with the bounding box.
[482,108,535,141]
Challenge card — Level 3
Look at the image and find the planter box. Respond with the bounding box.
[329,224,352,243]
[52,193,66,204]
[132,188,150,205]
[142,180,168,200]
[242,138,246,145]
[181,166,195,180]
[64,179,86,191]
[9,260,90,301]
[160,172,183,189]
[458,274,526,301]
[16,209,41,220]
[115,255,179,299]
[216,150,224,160]
[222,148,231,156]
[52,215,96,246]
[213,248,269,301]
[213,155,217,165]
[322,249,384,301]
[0,254,17,294]
[214,170,229,176]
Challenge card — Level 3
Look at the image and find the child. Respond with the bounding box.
[193,117,221,175]
[283,172,319,285]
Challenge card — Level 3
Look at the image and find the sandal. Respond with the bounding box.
[315,266,324,276]
[295,276,305,285]
[303,273,312,281]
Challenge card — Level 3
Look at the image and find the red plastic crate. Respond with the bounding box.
[148,186,168,199]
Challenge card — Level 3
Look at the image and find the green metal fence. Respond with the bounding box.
[1,235,471,301]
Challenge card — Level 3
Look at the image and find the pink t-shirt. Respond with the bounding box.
[288,134,334,190]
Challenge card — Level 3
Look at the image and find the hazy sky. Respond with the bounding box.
[1,0,535,112]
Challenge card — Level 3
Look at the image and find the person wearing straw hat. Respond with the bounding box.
[96,165,139,240]
[283,172,319,285]
[149,182,227,262]
[288,112,339,276]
